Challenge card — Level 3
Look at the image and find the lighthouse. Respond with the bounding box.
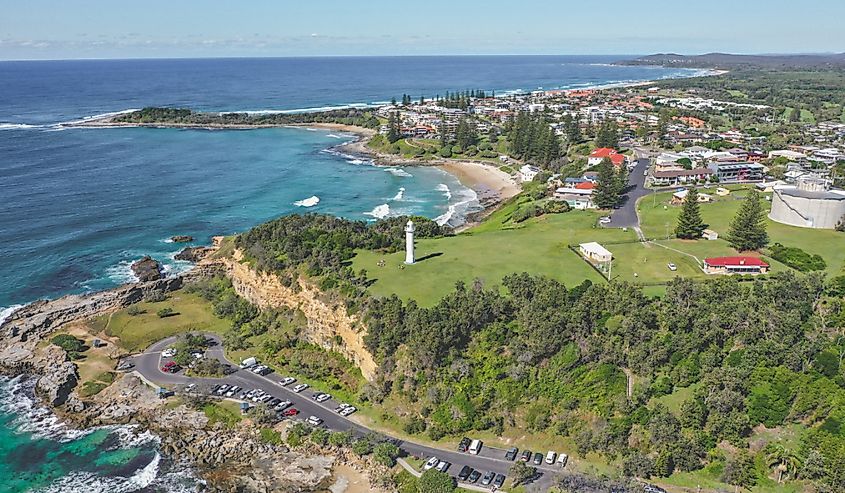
[404,219,415,264]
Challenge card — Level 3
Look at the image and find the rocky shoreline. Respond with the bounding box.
[0,260,380,492]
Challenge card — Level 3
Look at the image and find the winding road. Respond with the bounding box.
[126,335,567,492]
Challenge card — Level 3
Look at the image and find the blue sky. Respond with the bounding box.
[0,0,842,60]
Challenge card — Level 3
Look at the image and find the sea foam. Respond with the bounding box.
[392,188,406,201]
[293,195,320,207]
[364,204,390,219]
[386,168,413,178]
[0,304,24,326]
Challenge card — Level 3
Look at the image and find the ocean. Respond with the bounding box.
[0,55,702,491]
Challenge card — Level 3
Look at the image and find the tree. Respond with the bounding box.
[593,158,620,209]
[765,445,801,483]
[726,189,769,251]
[386,113,400,144]
[596,120,619,148]
[373,442,401,467]
[417,469,456,493]
[675,188,707,239]
[509,460,537,486]
[722,452,757,490]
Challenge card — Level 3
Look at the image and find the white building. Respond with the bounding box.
[769,178,845,229]
[579,242,613,263]
[519,165,541,183]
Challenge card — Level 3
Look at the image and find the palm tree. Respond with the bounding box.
[765,445,801,483]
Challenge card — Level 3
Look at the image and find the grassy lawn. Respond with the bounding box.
[650,383,702,415]
[202,400,243,428]
[352,209,633,306]
[88,292,230,352]
[638,187,845,275]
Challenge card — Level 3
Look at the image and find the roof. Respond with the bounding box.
[575,182,595,190]
[609,154,625,166]
[589,147,618,158]
[705,256,769,268]
[653,168,713,178]
[580,242,612,257]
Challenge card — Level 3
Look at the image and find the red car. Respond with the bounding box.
[282,408,299,417]
[161,361,180,373]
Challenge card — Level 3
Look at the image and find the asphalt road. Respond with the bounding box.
[609,153,651,229]
[127,335,567,491]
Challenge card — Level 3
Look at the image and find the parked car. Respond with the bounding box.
[435,460,450,473]
[292,384,309,393]
[162,348,176,358]
[557,453,568,467]
[533,452,543,465]
[423,457,439,471]
[306,416,323,426]
[467,470,481,483]
[457,437,471,453]
[274,400,292,411]
[225,386,241,397]
[268,398,281,407]
[334,403,350,412]
[468,439,483,455]
[599,216,612,224]
[280,377,296,386]
[256,366,272,376]
[505,446,519,461]
[239,357,257,369]
[457,465,472,481]
[314,393,331,403]
[480,471,495,486]
[339,406,357,417]
[546,450,557,464]
[493,474,506,488]
[520,450,532,462]
[282,407,299,417]
[644,486,668,493]
[667,263,677,271]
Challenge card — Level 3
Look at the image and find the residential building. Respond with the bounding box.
[707,161,765,183]
[519,164,541,183]
[704,256,770,275]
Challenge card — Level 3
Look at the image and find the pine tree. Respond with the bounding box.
[593,158,620,209]
[386,113,400,143]
[726,189,769,251]
[675,188,707,239]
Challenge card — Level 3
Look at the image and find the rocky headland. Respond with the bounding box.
[131,255,164,282]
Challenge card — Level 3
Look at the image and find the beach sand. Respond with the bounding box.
[438,160,520,202]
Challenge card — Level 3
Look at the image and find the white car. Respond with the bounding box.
[292,384,309,393]
[162,348,176,358]
[274,400,292,411]
[339,406,357,417]
[280,377,296,386]
[423,457,439,470]
[315,393,331,403]
[335,403,350,412]
[599,216,612,225]
[667,263,677,271]
[557,453,568,467]
[436,460,450,472]
[306,415,323,426]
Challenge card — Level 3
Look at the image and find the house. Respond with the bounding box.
[671,189,713,205]
[588,147,618,166]
[702,229,719,241]
[554,182,596,209]
[519,164,541,182]
[704,256,769,275]
[650,168,714,187]
[580,242,613,263]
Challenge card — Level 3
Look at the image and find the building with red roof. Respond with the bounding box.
[588,147,625,167]
[703,256,769,275]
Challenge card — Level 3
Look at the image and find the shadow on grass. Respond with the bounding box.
[416,252,444,262]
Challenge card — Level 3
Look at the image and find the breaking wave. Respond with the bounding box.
[294,195,321,207]
[364,204,391,219]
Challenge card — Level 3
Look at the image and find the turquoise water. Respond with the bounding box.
[0,376,201,492]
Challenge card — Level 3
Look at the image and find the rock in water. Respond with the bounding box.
[174,246,213,262]
[131,256,163,282]
[171,235,194,243]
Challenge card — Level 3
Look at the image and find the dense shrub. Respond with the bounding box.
[769,243,826,272]
[51,334,85,353]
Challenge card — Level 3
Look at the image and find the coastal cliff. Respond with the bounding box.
[220,249,379,382]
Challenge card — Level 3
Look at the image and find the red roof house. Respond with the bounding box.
[588,147,620,166]
[704,256,769,275]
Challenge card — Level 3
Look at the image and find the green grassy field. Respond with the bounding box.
[638,186,845,275]
[89,292,230,352]
[352,209,633,306]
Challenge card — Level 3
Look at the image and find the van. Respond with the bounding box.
[546,450,557,464]
[468,439,483,455]
[239,357,257,368]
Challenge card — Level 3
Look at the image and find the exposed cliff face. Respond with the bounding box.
[220,250,378,381]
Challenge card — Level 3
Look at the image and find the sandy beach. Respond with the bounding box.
[438,159,520,202]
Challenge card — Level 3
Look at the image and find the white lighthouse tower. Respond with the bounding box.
[404,219,415,264]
